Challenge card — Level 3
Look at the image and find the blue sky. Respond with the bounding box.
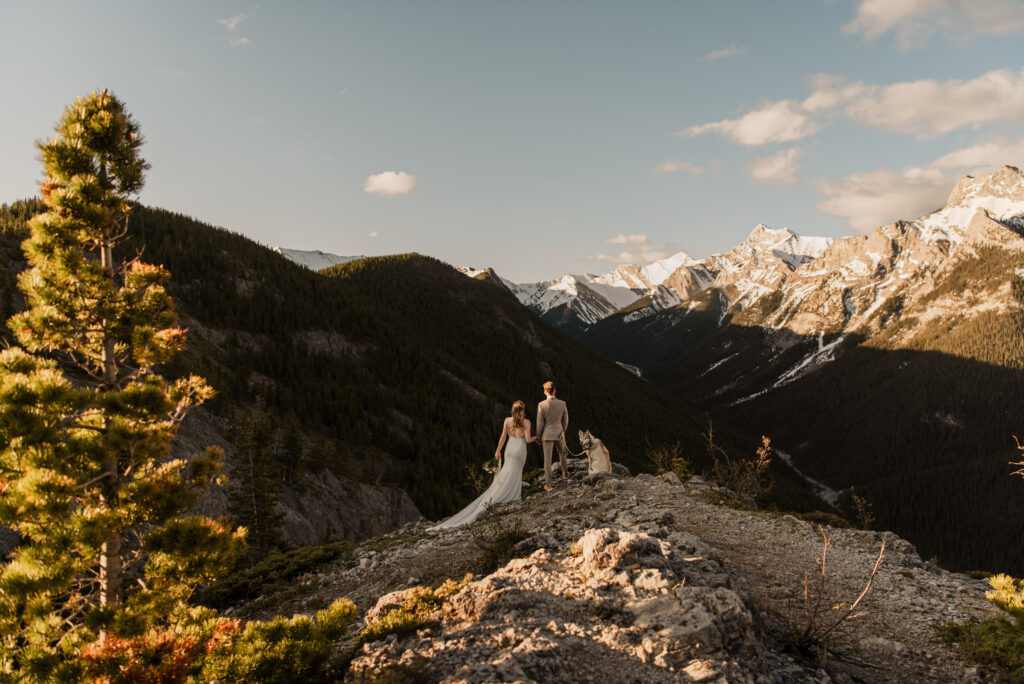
[3,1,1024,281]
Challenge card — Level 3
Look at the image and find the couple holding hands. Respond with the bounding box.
[429,381,569,530]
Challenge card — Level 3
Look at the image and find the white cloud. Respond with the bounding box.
[606,233,649,245]
[700,45,746,62]
[587,249,670,263]
[839,68,1024,138]
[229,37,251,47]
[747,148,802,185]
[816,166,952,232]
[585,234,676,263]
[368,231,379,238]
[813,135,1024,232]
[654,159,707,175]
[843,0,1024,49]
[693,68,1024,149]
[801,74,870,113]
[363,171,418,196]
[929,138,1024,171]
[218,14,248,31]
[681,100,821,146]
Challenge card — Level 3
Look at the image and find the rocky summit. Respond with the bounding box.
[256,459,998,683]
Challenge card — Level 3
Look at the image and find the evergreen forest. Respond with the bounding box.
[0,200,821,528]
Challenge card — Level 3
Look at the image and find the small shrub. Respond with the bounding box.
[79,599,358,684]
[967,570,994,580]
[782,526,885,655]
[1012,436,1024,479]
[795,511,851,529]
[195,541,351,609]
[470,512,529,574]
[706,491,744,508]
[348,657,432,684]
[358,577,470,645]
[706,424,774,504]
[647,439,692,482]
[849,487,876,530]
[590,599,623,621]
[465,460,492,494]
[935,617,1024,683]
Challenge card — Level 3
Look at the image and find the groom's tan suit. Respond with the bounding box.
[536,395,569,485]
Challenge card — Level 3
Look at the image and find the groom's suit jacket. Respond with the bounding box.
[536,397,569,441]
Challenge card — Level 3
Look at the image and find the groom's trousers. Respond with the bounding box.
[542,436,568,485]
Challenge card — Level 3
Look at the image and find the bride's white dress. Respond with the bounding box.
[429,433,527,529]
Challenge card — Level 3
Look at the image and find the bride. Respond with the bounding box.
[429,401,536,529]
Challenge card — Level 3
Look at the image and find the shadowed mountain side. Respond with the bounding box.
[1,201,827,532]
[579,288,732,372]
[657,323,1024,575]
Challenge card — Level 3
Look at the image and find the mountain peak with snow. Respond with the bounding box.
[276,248,363,271]
[947,165,1024,207]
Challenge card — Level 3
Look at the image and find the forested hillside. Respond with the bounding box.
[618,245,1024,574]
[0,201,820,523]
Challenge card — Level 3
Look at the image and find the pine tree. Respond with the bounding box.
[0,90,244,680]
[228,413,285,559]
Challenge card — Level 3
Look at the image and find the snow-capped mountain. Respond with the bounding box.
[743,165,1024,339]
[586,165,1024,396]
[459,225,832,332]
[276,248,363,271]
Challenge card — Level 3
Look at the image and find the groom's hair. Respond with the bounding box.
[543,381,555,394]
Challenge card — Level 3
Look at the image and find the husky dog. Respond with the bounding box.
[578,430,612,474]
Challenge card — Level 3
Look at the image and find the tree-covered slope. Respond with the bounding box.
[625,241,1024,574]
[1,201,815,523]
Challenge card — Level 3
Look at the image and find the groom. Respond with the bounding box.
[535,381,569,490]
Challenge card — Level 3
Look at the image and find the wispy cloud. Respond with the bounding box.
[699,45,746,62]
[654,159,707,175]
[229,37,251,47]
[585,234,681,263]
[338,88,350,96]
[816,167,952,233]
[815,136,1024,232]
[813,69,1024,138]
[844,0,1024,50]
[368,231,379,238]
[218,14,248,31]
[685,67,1024,148]
[606,233,649,246]
[363,171,418,196]
[681,100,820,146]
[747,148,802,185]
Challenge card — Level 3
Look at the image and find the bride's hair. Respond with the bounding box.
[510,400,525,428]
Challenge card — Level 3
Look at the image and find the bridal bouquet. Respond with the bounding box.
[483,457,500,474]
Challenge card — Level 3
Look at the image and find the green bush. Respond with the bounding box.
[358,577,470,645]
[794,510,852,529]
[934,573,1024,682]
[648,439,692,482]
[471,514,530,574]
[199,599,357,684]
[79,600,358,683]
[195,542,351,609]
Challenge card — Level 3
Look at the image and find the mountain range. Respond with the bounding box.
[266,166,1024,573]
[0,201,821,552]
[583,166,1024,574]
[450,226,833,335]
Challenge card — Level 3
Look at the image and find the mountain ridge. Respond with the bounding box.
[579,165,1024,574]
